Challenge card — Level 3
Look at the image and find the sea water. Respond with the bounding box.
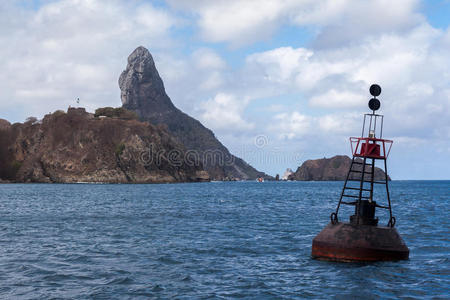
[0,181,448,299]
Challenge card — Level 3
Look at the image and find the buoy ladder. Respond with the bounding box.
[332,156,394,227]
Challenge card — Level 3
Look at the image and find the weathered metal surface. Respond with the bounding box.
[311,222,409,262]
[349,200,378,226]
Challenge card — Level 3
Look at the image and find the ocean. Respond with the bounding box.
[0,181,448,299]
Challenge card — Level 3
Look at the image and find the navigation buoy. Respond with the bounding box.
[311,84,409,262]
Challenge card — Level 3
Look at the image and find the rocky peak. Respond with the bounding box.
[119,46,270,180]
[119,46,173,117]
[127,46,152,65]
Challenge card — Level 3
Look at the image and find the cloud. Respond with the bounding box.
[241,22,449,141]
[200,93,254,132]
[270,111,312,140]
[154,15,448,163]
[269,111,360,140]
[192,48,227,70]
[317,113,361,135]
[167,0,421,47]
[245,47,312,83]
[309,0,423,48]
[154,48,228,115]
[190,48,227,90]
[309,90,365,108]
[265,104,285,112]
[167,0,297,46]
[0,0,178,121]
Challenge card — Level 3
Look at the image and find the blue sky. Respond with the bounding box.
[1,0,449,179]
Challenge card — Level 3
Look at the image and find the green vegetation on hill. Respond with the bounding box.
[94,107,139,120]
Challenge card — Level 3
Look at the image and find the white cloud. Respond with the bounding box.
[309,0,423,48]
[244,23,442,95]
[154,48,228,115]
[246,47,312,83]
[317,113,361,135]
[168,0,299,46]
[198,72,224,91]
[266,104,285,112]
[269,111,360,140]
[200,93,254,132]
[192,48,227,70]
[0,0,178,121]
[136,4,177,35]
[241,22,450,142]
[167,0,421,47]
[270,112,312,139]
[310,90,365,108]
[406,83,434,98]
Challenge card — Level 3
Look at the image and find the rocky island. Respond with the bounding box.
[288,155,390,181]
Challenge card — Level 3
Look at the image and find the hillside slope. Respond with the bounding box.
[0,108,209,183]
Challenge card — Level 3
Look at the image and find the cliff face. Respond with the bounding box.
[119,46,269,180]
[289,155,390,181]
[0,108,209,183]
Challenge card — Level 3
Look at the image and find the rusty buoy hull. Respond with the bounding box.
[312,222,409,262]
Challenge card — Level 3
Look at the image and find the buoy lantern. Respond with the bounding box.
[311,84,409,262]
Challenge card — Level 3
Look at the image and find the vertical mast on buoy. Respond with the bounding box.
[311,84,409,262]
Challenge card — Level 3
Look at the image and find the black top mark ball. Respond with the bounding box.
[370,84,381,97]
[368,84,381,111]
[369,98,380,111]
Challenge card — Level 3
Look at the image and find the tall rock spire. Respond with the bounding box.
[119,46,270,180]
[119,46,175,118]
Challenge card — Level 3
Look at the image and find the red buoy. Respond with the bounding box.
[311,84,409,262]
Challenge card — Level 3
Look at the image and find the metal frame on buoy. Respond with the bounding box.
[312,85,409,262]
[331,111,396,228]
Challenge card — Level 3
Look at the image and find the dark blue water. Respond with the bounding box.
[0,181,448,299]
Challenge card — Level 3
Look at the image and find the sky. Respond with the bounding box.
[1,0,449,179]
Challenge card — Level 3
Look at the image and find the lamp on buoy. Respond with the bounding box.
[311,84,409,262]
